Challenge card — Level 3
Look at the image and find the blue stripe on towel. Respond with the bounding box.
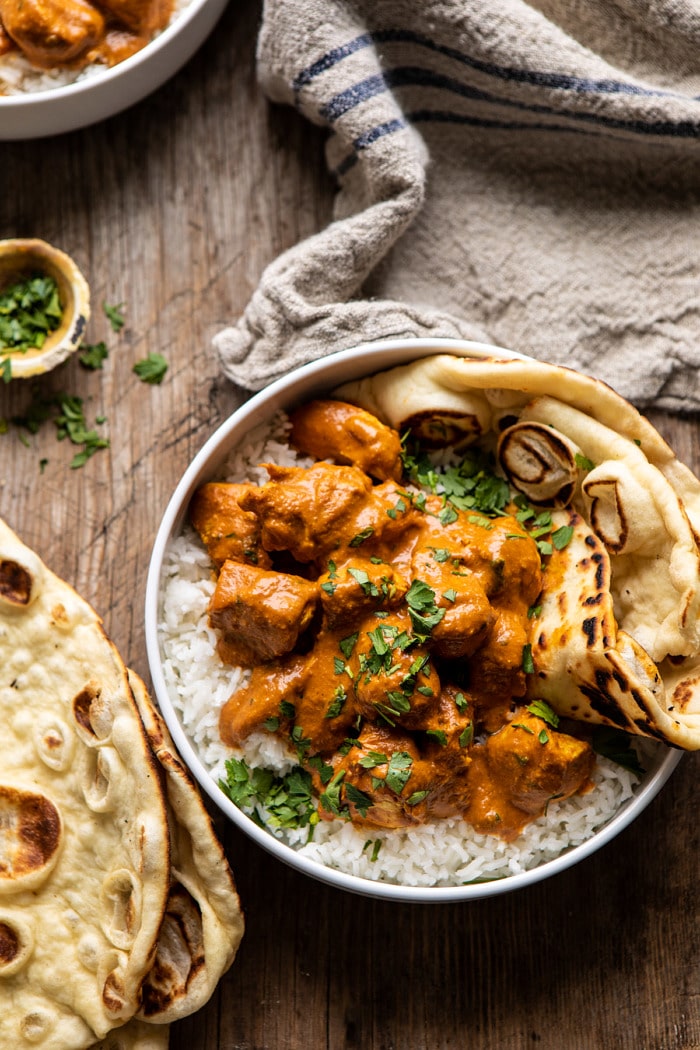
[295,27,692,103]
[319,67,700,139]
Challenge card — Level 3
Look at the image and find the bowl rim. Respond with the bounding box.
[0,0,221,108]
[145,336,683,902]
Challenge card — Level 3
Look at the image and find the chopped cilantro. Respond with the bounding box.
[522,643,535,675]
[575,452,596,472]
[345,783,373,818]
[133,351,168,385]
[591,727,645,778]
[79,341,109,370]
[339,633,358,659]
[103,300,126,332]
[0,274,62,352]
[319,768,346,816]
[406,790,429,806]
[325,687,347,719]
[385,751,413,795]
[349,526,374,547]
[527,699,559,727]
[220,758,317,831]
[426,729,447,747]
[551,524,574,550]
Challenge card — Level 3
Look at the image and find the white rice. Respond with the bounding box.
[0,0,194,96]
[158,414,654,887]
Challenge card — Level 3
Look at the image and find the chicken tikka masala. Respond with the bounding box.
[190,399,595,841]
[0,0,174,71]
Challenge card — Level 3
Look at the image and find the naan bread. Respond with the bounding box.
[0,518,243,1048]
[88,1018,170,1050]
[128,672,244,1024]
[337,353,700,748]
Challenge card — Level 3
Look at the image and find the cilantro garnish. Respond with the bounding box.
[385,751,413,794]
[426,729,447,747]
[591,727,645,778]
[319,768,346,815]
[405,579,446,639]
[575,452,596,472]
[345,782,373,818]
[551,524,574,550]
[527,699,559,727]
[0,274,62,352]
[220,758,318,831]
[103,300,126,332]
[79,341,109,370]
[325,687,347,719]
[359,751,389,769]
[349,526,375,547]
[133,351,168,385]
[522,643,535,675]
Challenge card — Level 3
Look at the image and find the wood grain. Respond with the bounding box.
[1,2,699,1047]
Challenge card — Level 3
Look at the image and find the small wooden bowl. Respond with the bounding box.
[0,239,90,379]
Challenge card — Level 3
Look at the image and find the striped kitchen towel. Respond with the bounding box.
[215,0,700,411]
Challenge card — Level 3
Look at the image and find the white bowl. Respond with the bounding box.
[0,0,228,140]
[145,338,682,902]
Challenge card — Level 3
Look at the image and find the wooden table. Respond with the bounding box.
[1,1,698,1047]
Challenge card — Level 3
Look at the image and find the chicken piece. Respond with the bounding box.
[208,560,318,667]
[290,399,403,482]
[469,608,528,710]
[240,463,416,564]
[318,555,407,629]
[484,710,595,815]
[92,0,170,33]
[318,724,436,829]
[189,482,270,569]
[0,20,14,54]
[420,685,474,765]
[410,546,496,659]
[0,0,104,66]
[219,656,306,748]
[347,610,442,729]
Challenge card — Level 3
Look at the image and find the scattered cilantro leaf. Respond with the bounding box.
[79,341,109,370]
[103,300,126,332]
[133,351,168,385]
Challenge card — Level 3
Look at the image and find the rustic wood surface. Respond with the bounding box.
[1,1,699,1047]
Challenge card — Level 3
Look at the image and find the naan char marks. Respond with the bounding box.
[0,518,243,1049]
[336,353,700,749]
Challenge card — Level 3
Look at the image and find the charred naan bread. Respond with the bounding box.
[128,672,244,1024]
[0,518,243,1049]
[336,353,700,749]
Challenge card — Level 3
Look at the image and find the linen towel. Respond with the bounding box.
[215,0,700,411]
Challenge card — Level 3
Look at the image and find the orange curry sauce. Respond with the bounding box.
[190,399,594,841]
[0,0,174,72]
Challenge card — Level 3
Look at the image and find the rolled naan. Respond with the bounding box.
[0,518,243,1048]
[337,353,700,748]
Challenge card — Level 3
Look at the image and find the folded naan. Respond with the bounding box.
[0,518,243,1049]
[336,353,700,748]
